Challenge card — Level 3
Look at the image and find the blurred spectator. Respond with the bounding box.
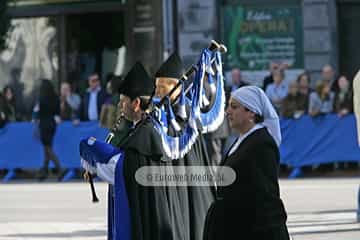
[59,82,81,124]
[321,64,336,85]
[265,69,289,114]
[333,75,353,117]
[297,72,312,112]
[79,73,108,121]
[0,94,7,128]
[308,81,335,117]
[263,62,279,91]
[2,86,18,121]
[282,81,307,119]
[230,68,246,90]
[99,75,121,129]
[263,62,289,91]
[9,68,26,120]
[225,67,247,101]
[33,79,63,181]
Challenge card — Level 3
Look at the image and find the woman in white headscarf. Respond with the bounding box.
[203,86,290,240]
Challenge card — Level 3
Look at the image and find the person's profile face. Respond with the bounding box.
[155,78,178,99]
[118,94,136,121]
[226,97,252,132]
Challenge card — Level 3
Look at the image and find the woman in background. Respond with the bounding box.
[333,75,353,117]
[2,86,17,121]
[35,79,63,181]
[308,81,335,117]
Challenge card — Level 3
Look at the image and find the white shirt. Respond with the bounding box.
[227,124,263,156]
[88,87,100,120]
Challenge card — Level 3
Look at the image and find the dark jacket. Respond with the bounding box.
[204,127,289,240]
[121,119,175,240]
[263,74,274,91]
[80,88,108,121]
[334,89,353,113]
[282,93,308,118]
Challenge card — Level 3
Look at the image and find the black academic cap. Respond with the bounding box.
[155,52,184,79]
[118,62,154,99]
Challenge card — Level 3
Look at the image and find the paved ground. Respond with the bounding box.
[1,178,360,240]
[281,178,360,240]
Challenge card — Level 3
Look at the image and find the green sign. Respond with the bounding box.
[221,4,303,70]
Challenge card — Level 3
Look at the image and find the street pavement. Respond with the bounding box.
[1,178,360,240]
[281,178,360,240]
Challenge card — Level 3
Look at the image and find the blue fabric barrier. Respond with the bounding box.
[0,121,108,169]
[0,115,360,170]
[280,114,360,167]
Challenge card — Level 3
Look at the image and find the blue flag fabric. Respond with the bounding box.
[79,137,122,167]
[114,152,131,240]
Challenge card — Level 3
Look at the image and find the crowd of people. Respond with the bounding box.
[206,62,356,174]
[79,54,290,240]
[0,61,356,180]
[0,62,354,128]
[0,72,120,180]
[0,72,119,129]
[262,63,353,119]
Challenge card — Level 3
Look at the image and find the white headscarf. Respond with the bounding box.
[231,86,282,146]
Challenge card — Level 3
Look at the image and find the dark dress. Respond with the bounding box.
[118,112,214,240]
[203,127,289,240]
[39,96,60,146]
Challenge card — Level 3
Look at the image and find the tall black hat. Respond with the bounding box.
[155,52,184,79]
[118,62,153,99]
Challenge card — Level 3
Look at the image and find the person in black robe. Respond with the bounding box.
[203,86,290,240]
[154,53,215,240]
[113,62,186,240]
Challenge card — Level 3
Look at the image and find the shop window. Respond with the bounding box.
[65,12,125,95]
[0,17,58,119]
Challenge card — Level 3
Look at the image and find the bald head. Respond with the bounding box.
[322,64,335,82]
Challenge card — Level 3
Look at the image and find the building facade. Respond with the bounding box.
[176,0,360,87]
[1,0,164,117]
[1,0,359,117]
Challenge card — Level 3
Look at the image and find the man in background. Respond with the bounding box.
[79,73,108,121]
